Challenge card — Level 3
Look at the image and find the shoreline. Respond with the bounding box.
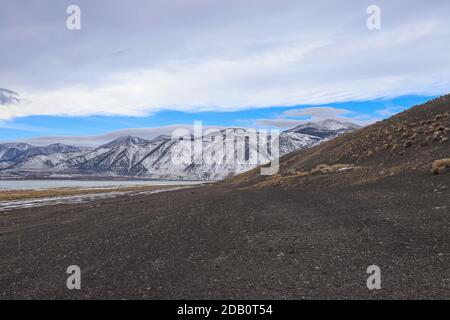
[0,185,197,212]
[0,176,209,182]
[0,184,197,202]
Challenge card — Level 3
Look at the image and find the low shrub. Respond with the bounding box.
[431,159,450,175]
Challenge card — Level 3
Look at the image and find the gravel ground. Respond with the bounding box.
[1,170,449,299]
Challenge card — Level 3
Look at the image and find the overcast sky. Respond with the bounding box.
[0,0,449,143]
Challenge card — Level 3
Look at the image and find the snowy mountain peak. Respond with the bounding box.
[100,136,150,149]
[287,119,360,139]
[2,142,32,151]
[289,119,360,132]
[43,143,85,154]
[222,128,248,133]
[151,135,171,142]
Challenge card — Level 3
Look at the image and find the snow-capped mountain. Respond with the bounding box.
[0,143,33,163]
[99,135,151,149]
[287,119,361,139]
[0,143,88,164]
[0,120,360,180]
[59,135,169,176]
[279,131,321,155]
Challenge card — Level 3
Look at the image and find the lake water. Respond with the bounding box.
[0,179,203,190]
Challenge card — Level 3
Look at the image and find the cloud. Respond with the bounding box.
[376,105,406,117]
[255,118,307,129]
[0,120,53,133]
[0,88,20,105]
[0,0,449,120]
[282,107,354,120]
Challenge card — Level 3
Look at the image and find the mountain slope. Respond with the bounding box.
[99,135,151,149]
[235,95,450,188]
[60,136,169,176]
[0,143,89,170]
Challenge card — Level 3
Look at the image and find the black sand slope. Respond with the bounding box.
[1,95,449,299]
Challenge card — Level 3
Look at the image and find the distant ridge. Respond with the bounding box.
[287,119,361,138]
[0,119,360,180]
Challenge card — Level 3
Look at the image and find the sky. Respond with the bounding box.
[1,0,449,145]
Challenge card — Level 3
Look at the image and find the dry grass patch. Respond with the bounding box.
[431,159,450,175]
[0,185,168,201]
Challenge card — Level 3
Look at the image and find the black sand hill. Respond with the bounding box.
[0,95,449,299]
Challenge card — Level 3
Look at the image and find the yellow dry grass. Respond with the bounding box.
[0,185,168,201]
[431,158,450,175]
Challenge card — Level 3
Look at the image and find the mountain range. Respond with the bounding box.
[0,119,360,180]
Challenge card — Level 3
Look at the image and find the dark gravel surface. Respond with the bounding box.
[1,171,449,299]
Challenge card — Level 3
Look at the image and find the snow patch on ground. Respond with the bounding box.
[0,186,193,212]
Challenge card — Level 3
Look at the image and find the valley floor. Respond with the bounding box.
[0,172,450,299]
